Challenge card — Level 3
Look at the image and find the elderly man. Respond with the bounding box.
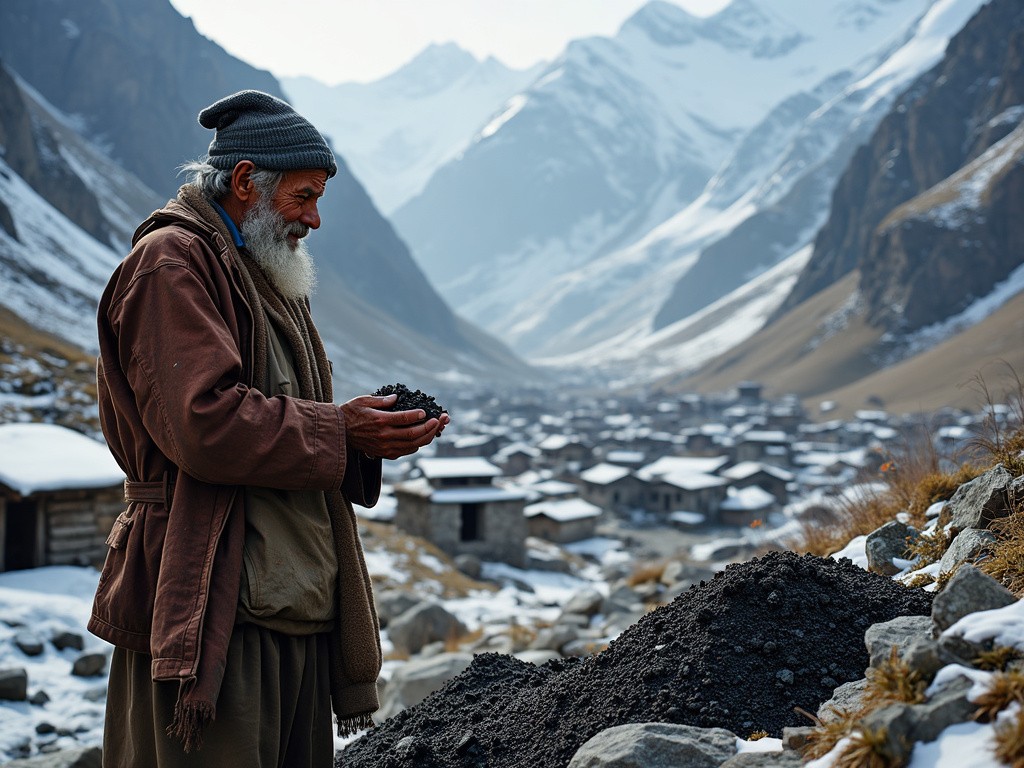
[89,90,447,767]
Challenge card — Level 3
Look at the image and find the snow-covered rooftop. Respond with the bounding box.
[636,455,730,482]
[720,461,794,482]
[416,456,502,480]
[580,463,633,485]
[524,497,602,522]
[0,423,124,497]
[720,485,776,511]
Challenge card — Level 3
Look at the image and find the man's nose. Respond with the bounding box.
[301,205,321,230]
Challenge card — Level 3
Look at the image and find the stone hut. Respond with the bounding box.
[394,457,528,567]
[718,461,793,504]
[579,462,642,515]
[524,498,602,544]
[0,423,124,571]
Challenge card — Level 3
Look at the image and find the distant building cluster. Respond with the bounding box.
[0,384,1012,573]
[357,384,1009,567]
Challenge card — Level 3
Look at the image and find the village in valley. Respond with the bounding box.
[0,380,994,578]
[354,381,988,575]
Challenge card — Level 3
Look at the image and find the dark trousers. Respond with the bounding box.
[102,624,333,768]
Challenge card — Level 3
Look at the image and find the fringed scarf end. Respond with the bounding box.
[167,698,215,754]
[337,712,375,739]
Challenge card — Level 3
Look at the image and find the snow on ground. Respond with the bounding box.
[0,567,108,760]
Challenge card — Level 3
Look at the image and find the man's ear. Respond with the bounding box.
[230,160,258,203]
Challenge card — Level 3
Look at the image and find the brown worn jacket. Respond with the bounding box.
[89,188,382,746]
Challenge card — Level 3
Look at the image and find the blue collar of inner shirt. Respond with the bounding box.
[209,199,245,249]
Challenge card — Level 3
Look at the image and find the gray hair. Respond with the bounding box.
[179,158,283,202]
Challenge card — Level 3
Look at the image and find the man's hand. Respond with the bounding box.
[340,394,450,461]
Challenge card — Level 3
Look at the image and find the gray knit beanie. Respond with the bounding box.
[198,90,338,178]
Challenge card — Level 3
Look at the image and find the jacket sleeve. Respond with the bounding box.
[106,235,347,491]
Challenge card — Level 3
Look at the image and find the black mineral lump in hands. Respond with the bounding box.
[373,383,447,421]
[338,551,932,768]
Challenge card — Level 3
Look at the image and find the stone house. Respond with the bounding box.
[718,486,777,527]
[537,434,591,474]
[393,457,528,567]
[579,462,642,515]
[0,423,124,571]
[635,455,731,521]
[524,498,602,544]
[718,461,793,504]
[733,430,791,465]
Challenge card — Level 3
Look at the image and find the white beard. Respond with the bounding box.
[240,195,317,300]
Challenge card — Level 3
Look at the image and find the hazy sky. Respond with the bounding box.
[167,0,732,85]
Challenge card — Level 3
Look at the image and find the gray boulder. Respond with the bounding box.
[0,667,28,701]
[817,678,867,723]
[387,602,468,656]
[938,528,996,576]
[71,653,106,678]
[568,722,737,768]
[865,521,916,576]
[562,588,604,618]
[947,464,1014,532]
[374,590,423,630]
[375,652,473,722]
[864,615,933,669]
[931,564,1017,633]
[50,632,84,652]
[14,632,44,657]
[529,623,581,653]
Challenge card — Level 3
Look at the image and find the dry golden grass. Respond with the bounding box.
[974,648,1024,674]
[802,647,925,761]
[995,707,1024,768]
[801,706,867,761]
[866,646,927,705]
[974,670,1024,721]
[626,560,667,587]
[746,730,769,741]
[833,726,903,768]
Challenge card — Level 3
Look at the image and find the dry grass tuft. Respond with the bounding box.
[904,526,950,569]
[974,648,1024,674]
[833,726,903,768]
[981,505,1024,596]
[867,646,927,705]
[974,670,1024,721]
[994,707,1024,767]
[626,560,667,587]
[746,730,769,741]
[801,706,863,761]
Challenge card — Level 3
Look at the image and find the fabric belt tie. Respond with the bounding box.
[108,473,175,549]
[123,472,174,507]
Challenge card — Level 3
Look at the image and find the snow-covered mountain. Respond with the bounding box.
[284,44,544,214]
[391,0,941,358]
[536,0,990,366]
[662,0,1024,412]
[0,0,540,407]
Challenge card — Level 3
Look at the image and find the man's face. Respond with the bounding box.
[270,169,328,251]
[239,168,327,299]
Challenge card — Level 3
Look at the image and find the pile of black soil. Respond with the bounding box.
[339,552,932,768]
[373,383,446,421]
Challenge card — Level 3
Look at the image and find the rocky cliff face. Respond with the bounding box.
[0,64,109,245]
[780,0,1024,332]
[0,0,282,198]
